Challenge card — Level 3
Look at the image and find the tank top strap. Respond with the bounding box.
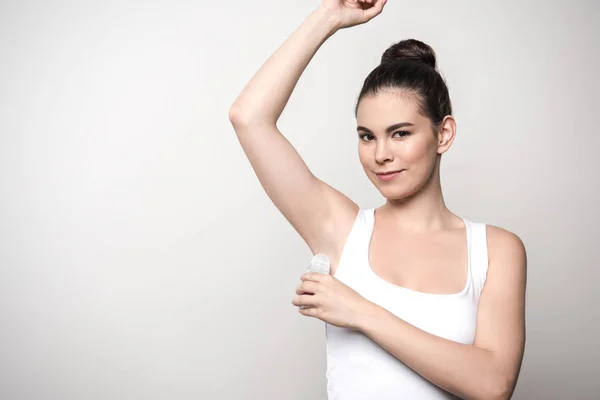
[464,220,489,300]
[334,208,372,280]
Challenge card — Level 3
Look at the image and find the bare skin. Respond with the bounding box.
[229,1,526,399]
[355,90,468,294]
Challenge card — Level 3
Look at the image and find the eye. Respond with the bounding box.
[359,133,374,142]
[359,131,410,142]
[393,130,410,138]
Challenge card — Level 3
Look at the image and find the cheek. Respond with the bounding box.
[400,137,433,164]
[358,147,370,167]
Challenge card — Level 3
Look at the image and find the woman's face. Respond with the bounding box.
[356,90,448,200]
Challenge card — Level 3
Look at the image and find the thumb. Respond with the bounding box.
[362,0,386,21]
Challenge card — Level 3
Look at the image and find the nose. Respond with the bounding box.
[374,140,394,164]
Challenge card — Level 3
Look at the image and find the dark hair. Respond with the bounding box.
[355,39,452,129]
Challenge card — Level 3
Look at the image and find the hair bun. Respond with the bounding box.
[380,39,437,69]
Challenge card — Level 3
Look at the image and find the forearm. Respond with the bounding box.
[229,6,339,126]
[358,303,510,400]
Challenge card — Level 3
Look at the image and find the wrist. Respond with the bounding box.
[354,300,381,332]
[312,5,342,33]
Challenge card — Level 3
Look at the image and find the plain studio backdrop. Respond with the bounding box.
[1,0,599,399]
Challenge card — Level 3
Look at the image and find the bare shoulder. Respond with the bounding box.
[486,225,527,262]
[484,224,527,284]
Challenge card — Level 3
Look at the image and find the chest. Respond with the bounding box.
[368,227,469,295]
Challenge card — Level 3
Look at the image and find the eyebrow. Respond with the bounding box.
[357,122,414,134]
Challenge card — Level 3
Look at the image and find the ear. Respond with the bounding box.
[436,115,456,154]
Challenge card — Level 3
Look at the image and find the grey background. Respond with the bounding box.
[1,0,599,399]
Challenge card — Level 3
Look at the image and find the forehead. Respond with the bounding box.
[356,90,426,127]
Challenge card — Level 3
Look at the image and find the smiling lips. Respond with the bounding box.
[375,170,403,181]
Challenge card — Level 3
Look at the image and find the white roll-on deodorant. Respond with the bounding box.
[307,253,331,275]
[299,253,331,309]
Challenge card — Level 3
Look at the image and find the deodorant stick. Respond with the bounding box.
[307,253,330,274]
[299,253,330,309]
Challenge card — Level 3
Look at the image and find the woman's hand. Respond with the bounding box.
[292,272,373,330]
[320,0,387,30]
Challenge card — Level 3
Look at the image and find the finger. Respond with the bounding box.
[301,272,325,282]
[296,280,319,295]
[364,0,386,18]
[292,294,317,308]
[298,306,320,318]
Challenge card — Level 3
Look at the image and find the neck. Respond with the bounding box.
[379,159,459,232]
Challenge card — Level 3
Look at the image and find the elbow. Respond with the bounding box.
[478,375,514,400]
[228,106,247,127]
[228,105,276,128]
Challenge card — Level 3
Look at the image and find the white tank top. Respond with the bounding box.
[325,208,489,399]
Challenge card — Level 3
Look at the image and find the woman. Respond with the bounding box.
[229,1,526,399]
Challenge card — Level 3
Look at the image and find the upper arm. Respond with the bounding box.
[473,225,527,396]
[230,119,358,259]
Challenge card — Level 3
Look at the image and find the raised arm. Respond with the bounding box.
[228,2,386,260]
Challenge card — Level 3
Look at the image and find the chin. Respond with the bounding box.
[377,181,419,200]
[376,183,406,196]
